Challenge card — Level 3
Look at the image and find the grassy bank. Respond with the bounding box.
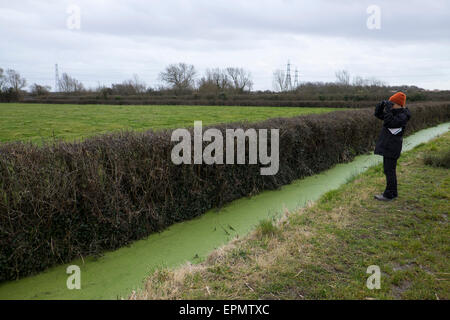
[0,103,339,143]
[135,132,450,300]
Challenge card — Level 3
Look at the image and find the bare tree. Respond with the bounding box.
[96,84,113,99]
[353,75,386,87]
[366,76,386,87]
[335,70,351,85]
[352,75,366,86]
[159,63,196,93]
[111,83,135,95]
[111,74,147,95]
[226,67,253,92]
[58,73,85,93]
[30,83,51,96]
[6,69,27,93]
[272,69,287,92]
[128,74,147,94]
[198,68,231,92]
[211,68,231,91]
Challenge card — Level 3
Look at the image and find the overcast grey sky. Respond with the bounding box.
[1,0,449,91]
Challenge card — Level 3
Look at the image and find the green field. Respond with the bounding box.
[0,103,341,143]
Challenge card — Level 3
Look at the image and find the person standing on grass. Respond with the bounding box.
[374,92,411,201]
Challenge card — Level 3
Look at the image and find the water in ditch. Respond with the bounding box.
[0,122,448,299]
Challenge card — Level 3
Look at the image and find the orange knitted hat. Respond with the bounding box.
[389,92,406,107]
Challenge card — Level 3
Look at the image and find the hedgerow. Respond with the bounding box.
[0,103,449,281]
[22,96,376,108]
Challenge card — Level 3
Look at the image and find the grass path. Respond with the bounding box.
[0,103,340,143]
[135,132,450,300]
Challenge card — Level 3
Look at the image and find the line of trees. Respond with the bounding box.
[0,64,419,97]
[335,70,386,87]
[158,63,254,94]
[272,69,388,93]
[0,63,255,99]
[93,63,255,97]
[197,67,253,94]
[2,64,447,104]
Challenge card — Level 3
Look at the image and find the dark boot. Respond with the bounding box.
[374,194,394,201]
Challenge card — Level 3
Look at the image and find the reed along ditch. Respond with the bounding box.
[0,122,448,300]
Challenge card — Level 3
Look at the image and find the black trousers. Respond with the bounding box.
[383,156,398,199]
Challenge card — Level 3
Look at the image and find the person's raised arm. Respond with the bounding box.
[374,101,386,120]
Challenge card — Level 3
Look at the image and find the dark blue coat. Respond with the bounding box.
[374,100,411,159]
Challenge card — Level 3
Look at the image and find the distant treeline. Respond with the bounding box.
[1,102,449,281]
[2,64,450,105]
